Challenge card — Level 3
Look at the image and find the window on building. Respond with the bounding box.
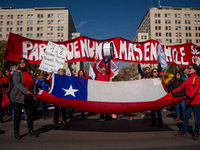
[48,14,54,18]
[37,20,43,25]
[195,33,200,37]
[175,14,181,18]
[165,26,171,30]
[195,20,200,24]
[185,20,191,24]
[47,20,53,24]
[37,14,43,18]
[58,13,64,18]
[185,14,190,18]
[175,26,181,30]
[0,15,3,19]
[166,32,172,37]
[185,26,191,30]
[195,27,200,30]
[27,14,33,18]
[188,33,191,37]
[27,27,33,31]
[155,26,161,30]
[175,20,181,24]
[165,20,171,24]
[7,15,13,19]
[47,26,53,31]
[0,34,2,38]
[186,39,192,43]
[6,27,12,32]
[194,14,200,18]
[196,39,200,43]
[17,21,23,25]
[7,21,13,25]
[0,21,3,25]
[166,39,172,43]
[37,27,43,31]
[165,13,170,18]
[58,26,64,31]
[17,14,23,19]
[17,27,23,31]
[176,39,182,43]
[0,28,2,32]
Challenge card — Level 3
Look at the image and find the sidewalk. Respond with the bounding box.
[0,110,199,150]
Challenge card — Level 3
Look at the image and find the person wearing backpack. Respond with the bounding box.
[173,64,200,140]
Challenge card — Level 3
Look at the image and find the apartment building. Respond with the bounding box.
[134,7,200,46]
[0,7,82,72]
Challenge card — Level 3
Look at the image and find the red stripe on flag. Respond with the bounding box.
[34,91,183,114]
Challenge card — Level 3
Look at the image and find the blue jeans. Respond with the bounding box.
[151,109,162,120]
[181,104,200,134]
[175,99,186,117]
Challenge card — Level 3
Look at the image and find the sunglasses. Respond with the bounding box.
[153,71,158,73]
[20,61,26,64]
[189,67,193,70]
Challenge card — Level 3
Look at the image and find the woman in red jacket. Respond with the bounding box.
[173,64,200,140]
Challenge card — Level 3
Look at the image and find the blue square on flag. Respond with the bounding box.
[50,74,88,101]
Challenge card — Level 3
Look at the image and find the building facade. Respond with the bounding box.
[133,6,200,76]
[134,7,200,46]
[0,7,83,72]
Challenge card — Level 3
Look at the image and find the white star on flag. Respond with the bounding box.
[62,85,79,97]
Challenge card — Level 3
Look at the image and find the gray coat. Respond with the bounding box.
[11,70,36,104]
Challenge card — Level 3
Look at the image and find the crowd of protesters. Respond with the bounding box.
[0,57,199,141]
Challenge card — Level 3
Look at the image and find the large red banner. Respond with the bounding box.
[4,32,200,66]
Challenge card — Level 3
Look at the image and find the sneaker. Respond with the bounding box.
[14,131,21,140]
[97,118,104,121]
[193,132,199,140]
[28,129,38,138]
[104,119,109,123]
[128,117,132,121]
[174,131,186,137]
[174,116,180,121]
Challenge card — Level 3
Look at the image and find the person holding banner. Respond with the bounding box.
[68,69,89,119]
[150,68,163,128]
[93,57,110,123]
[10,58,38,140]
[173,64,200,140]
[168,72,185,121]
[54,68,67,128]
[35,71,51,120]
[137,60,161,119]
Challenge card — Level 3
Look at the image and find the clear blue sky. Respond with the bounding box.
[1,0,200,41]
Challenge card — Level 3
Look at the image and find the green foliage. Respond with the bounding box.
[165,65,185,75]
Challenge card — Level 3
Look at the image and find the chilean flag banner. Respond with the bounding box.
[34,74,184,114]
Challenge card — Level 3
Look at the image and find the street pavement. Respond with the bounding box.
[0,110,200,150]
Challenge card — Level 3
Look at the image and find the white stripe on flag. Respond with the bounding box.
[88,78,166,102]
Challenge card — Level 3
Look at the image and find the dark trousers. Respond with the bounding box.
[13,99,34,132]
[54,105,67,122]
[100,114,109,121]
[151,109,162,120]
